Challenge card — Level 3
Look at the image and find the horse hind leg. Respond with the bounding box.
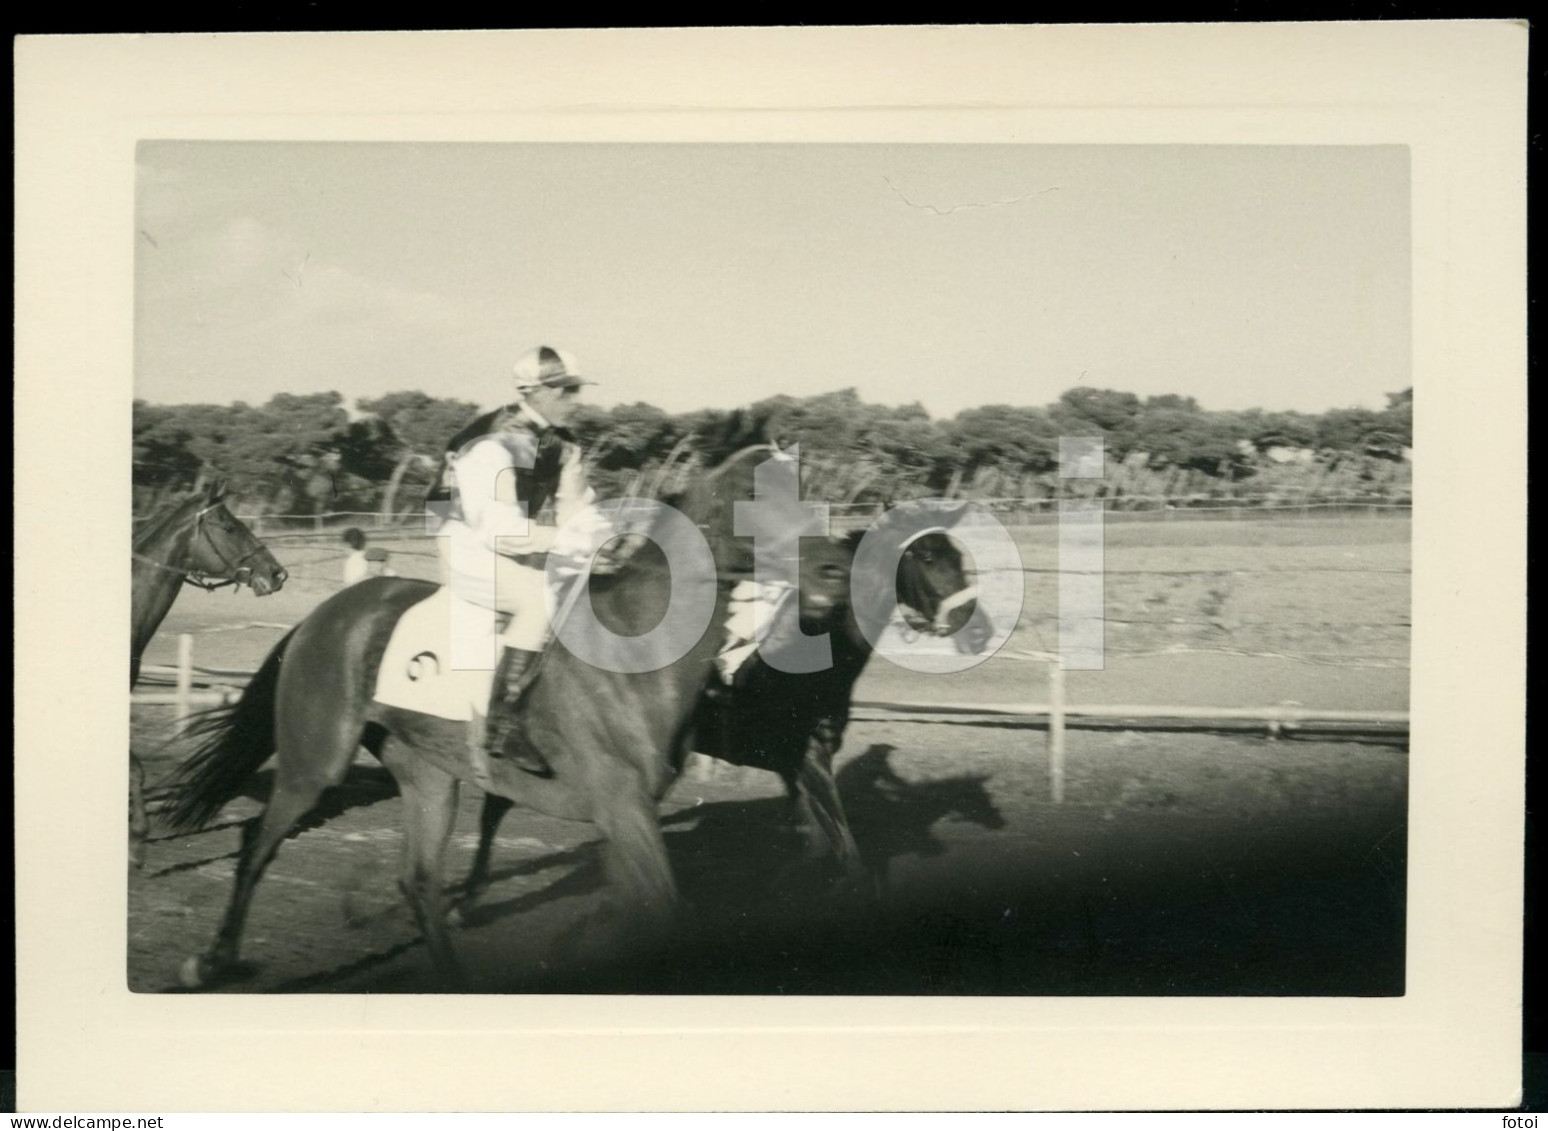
[181,708,363,989]
[451,791,515,928]
[179,771,338,988]
[382,745,467,989]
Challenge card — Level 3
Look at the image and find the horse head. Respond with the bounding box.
[191,494,288,596]
[853,500,994,655]
[149,484,288,596]
[709,446,852,630]
[796,536,852,628]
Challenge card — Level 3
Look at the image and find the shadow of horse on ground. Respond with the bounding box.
[658,744,1007,926]
[152,743,1011,993]
[835,744,1006,896]
[489,744,1010,993]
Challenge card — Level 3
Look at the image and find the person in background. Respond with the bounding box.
[341,527,370,586]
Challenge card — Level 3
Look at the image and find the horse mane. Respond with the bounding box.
[667,404,778,473]
[133,492,203,552]
[674,443,788,580]
[585,442,782,596]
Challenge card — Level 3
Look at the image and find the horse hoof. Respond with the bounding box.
[179,955,216,989]
[445,906,466,931]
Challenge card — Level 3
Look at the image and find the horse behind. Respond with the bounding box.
[130,482,285,866]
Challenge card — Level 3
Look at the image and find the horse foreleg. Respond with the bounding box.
[593,785,679,947]
[785,725,867,887]
[129,751,149,871]
[782,771,825,859]
[453,791,516,925]
[389,754,467,989]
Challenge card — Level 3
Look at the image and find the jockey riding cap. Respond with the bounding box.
[513,345,594,391]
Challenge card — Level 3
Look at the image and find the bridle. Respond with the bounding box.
[895,526,980,639]
[131,503,268,592]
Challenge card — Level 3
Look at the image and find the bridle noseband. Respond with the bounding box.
[132,503,268,591]
[896,526,979,639]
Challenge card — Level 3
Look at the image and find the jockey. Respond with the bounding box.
[428,345,611,780]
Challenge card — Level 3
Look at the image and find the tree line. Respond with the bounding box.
[133,385,1413,517]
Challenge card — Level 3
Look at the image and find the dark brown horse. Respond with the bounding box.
[163,444,847,988]
[459,500,996,910]
[130,482,286,866]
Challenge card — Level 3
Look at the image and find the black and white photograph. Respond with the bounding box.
[124,140,1415,998]
[15,26,1526,1113]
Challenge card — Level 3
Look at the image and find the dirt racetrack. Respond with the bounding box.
[129,517,1409,996]
[129,711,1406,996]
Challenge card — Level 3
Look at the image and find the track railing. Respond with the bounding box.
[135,633,1409,803]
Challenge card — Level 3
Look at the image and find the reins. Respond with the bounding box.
[132,503,265,591]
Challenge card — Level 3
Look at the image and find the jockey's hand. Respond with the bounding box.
[590,532,650,577]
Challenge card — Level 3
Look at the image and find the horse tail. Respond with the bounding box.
[161,629,294,834]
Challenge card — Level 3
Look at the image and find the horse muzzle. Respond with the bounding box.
[248,565,288,596]
[932,586,994,655]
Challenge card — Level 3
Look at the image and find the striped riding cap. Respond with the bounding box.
[513,345,593,391]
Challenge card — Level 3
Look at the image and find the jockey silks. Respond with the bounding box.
[426,405,571,528]
[431,402,611,659]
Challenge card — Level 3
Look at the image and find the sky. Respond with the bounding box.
[135,142,1410,419]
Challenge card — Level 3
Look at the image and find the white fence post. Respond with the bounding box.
[175,633,194,724]
[1048,662,1066,804]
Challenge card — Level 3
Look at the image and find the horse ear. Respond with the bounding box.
[205,478,228,503]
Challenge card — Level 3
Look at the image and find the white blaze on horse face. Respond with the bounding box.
[853,501,1025,674]
[1059,435,1106,671]
[547,498,719,674]
[732,444,834,674]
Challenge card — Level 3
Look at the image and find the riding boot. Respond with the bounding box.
[484,647,552,777]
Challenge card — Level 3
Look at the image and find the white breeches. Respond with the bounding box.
[437,533,552,653]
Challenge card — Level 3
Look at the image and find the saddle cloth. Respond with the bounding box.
[373,588,496,722]
[374,580,798,722]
